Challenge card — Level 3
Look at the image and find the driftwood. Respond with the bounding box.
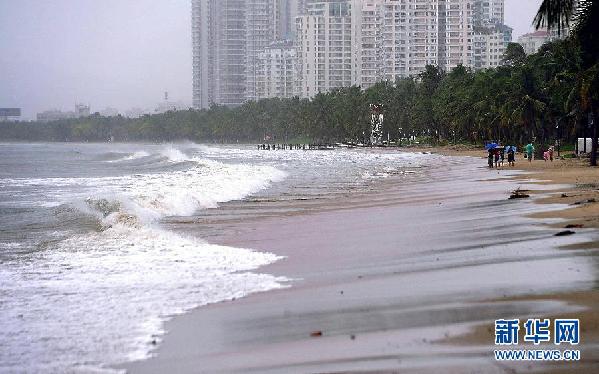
[509,187,530,199]
[573,198,597,205]
[555,230,576,237]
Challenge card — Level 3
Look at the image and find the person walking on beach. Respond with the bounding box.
[525,142,535,162]
[494,148,501,168]
[507,146,515,167]
[488,148,494,168]
[500,147,505,167]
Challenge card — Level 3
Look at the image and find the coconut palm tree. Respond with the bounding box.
[534,0,599,165]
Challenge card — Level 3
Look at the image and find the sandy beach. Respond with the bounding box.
[121,150,599,374]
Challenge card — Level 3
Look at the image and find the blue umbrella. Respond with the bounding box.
[485,142,498,150]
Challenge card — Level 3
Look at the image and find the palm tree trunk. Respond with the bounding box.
[591,109,598,166]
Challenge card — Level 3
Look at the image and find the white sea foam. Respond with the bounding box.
[107,151,150,163]
[0,224,288,373]
[160,146,189,162]
[0,155,287,218]
[0,145,290,372]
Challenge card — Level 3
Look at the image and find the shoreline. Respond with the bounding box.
[120,149,599,373]
[418,146,599,373]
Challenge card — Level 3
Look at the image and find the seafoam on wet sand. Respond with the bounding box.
[0,143,434,373]
[122,154,599,374]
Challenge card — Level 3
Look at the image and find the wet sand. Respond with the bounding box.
[121,154,599,373]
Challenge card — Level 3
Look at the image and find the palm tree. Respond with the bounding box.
[534,0,599,165]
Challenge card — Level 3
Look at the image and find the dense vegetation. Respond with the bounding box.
[1,39,596,157]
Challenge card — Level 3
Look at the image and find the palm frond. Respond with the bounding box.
[534,0,576,35]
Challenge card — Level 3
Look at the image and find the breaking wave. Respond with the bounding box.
[0,145,289,373]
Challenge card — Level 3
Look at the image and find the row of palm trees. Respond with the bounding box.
[535,0,599,164]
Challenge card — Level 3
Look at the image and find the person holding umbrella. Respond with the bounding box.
[486,142,497,168]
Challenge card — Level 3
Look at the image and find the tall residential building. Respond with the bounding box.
[298,0,479,95]
[279,0,308,38]
[355,0,383,88]
[192,0,213,109]
[439,0,476,71]
[193,0,304,108]
[296,1,353,97]
[473,24,511,68]
[474,0,503,26]
[193,0,511,104]
[246,1,278,101]
[256,41,297,99]
[192,0,247,108]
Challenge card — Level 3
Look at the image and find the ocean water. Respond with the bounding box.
[0,143,432,373]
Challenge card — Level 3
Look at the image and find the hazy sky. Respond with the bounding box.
[1,1,541,120]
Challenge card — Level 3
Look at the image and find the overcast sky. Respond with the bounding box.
[1,1,541,120]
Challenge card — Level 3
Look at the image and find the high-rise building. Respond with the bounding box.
[192,0,247,109]
[296,1,353,97]
[473,25,511,68]
[355,0,383,88]
[256,41,297,99]
[473,0,503,26]
[246,1,278,102]
[193,0,304,108]
[297,0,480,96]
[192,0,213,109]
[193,0,511,103]
[279,0,308,38]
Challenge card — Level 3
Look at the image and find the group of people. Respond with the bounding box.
[524,142,555,162]
[487,142,556,168]
[487,145,517,168]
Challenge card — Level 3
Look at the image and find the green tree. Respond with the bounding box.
[535,0,599,164]
[502,43,527,66]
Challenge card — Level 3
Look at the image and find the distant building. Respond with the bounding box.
[192,0,514,102]
[296,1,353,97]
[100,107,120,117]
[517,30,550,55]
[0,108,21,122]
[474,24,512,69]
[353,0,382,89]
[256,40,296,99]
[36,110,70,122]
[296,0,480,97]
[124,107,149,118]
[192,0,249,109]
[36,104,90,122]
[192,0,305,108]
[75,104,90,117]
[474,0,504,26]
[154,101,187,114]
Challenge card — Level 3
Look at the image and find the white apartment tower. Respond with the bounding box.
[256,41,297,99]
[246,1,279,102]
[474,0,503,26]
[193,0,509,103]
[193,0,302,108]
[296,1,353,97]
[295,0,485,97]
[353,0,383,89]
